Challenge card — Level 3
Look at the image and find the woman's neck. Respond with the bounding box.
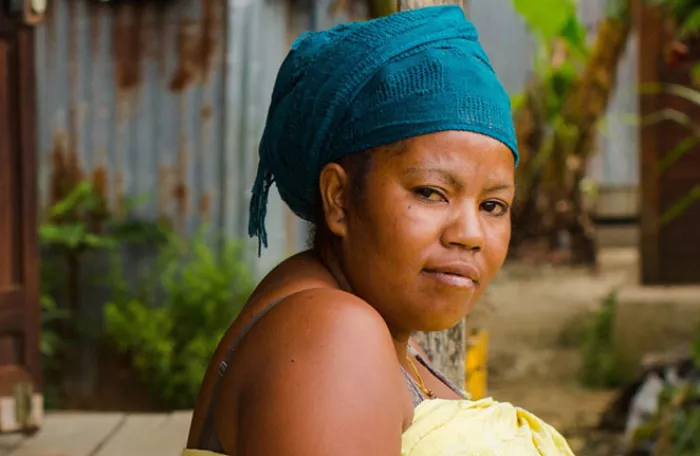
[313,246,413,360]
[314,245,353,294]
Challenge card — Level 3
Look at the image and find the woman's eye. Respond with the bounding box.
[414,187,446,202]
[481,200,509,216]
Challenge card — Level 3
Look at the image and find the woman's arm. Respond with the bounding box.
[234,289,409,456]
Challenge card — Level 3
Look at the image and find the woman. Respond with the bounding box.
[185,6,574,456]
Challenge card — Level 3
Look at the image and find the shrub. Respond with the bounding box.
[104,230,255,409]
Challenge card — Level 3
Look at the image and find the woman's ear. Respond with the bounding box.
[319,163,350,238]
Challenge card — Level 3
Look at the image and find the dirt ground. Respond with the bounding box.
[470,248,639,455]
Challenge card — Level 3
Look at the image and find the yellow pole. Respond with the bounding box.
[465,329,488,400]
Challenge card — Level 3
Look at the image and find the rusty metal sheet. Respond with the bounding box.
[34,0,310,399]
[37,0,228,236]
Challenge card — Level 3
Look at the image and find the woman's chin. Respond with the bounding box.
[416,311,473,333]
[417,321,463,333]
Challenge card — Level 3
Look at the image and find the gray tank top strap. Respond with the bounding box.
[404,345,467,406]
[198,298,285,450]
[402,368,427,406]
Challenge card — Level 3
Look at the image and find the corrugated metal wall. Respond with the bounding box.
[35,0,306,398]
[35,0,300,279]
[313,0,367,29]
[470,0,534,94]
[222,0,301,276]
[37,0,227,232]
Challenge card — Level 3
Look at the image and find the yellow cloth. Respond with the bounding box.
[401,398,574,455]
[182,398,574,456]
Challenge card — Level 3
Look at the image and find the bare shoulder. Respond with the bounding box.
[235,288,409,456]
[245,288,403,388]
[266,288,396,347]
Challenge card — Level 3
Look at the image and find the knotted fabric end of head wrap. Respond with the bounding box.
[249,157,275,255]
[249,5,518,254]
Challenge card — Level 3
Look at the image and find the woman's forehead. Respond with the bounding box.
[376,131,515,179]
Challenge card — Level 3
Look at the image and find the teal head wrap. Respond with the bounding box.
[249,5,518,253]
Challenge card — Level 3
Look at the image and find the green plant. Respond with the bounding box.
[632,381,700,455]
[39,179,172,406]
[626,324,700,455]
[512,0,587,58]
[40,181,171,313]
[104,230,255,409]
[579,290,625,389]
[511,0,700,263]
[655,384,700,455]
[556,310,597,349]
[39,293,69,409]
[508,0,628,265]
[692,323,700,366]
[649,0,700,40]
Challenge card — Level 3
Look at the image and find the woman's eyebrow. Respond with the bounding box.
[484,184,516,193]
[405,167,463,188]
[405,168,515,193]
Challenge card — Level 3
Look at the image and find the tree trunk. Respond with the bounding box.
[554,7,633,265]
[412,324,466,388]
[366,0,397,18]
[510,78,549,249]
[398,0,468,388]
[510,4,633,266]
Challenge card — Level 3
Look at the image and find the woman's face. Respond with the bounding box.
[327,131,515,335]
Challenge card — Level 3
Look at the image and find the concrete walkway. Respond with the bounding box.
[0,411,192,456]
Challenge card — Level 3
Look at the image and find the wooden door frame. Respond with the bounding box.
[0,3,41,418]
[637,1,700,284]
[16,23,41,395]
[636,1,663,285]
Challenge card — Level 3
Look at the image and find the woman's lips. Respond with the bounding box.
[421,270,477,289]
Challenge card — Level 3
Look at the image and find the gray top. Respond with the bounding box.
[197,297,466,453]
